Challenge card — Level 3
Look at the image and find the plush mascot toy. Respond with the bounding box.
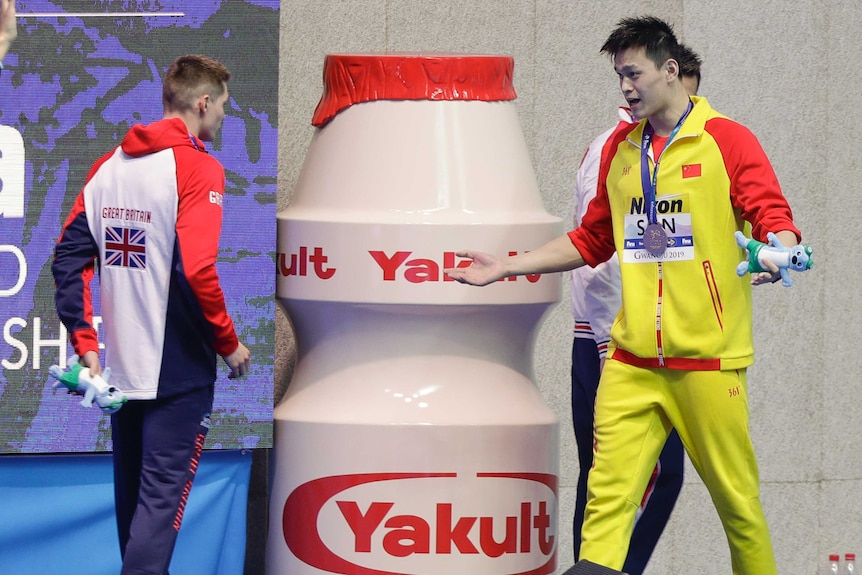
[49,355,127,414]
[735,231,813,287]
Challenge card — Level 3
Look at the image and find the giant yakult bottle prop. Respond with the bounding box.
[269,54,563,575]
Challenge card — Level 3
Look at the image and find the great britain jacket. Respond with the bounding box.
[569,96,800,371]
[53,117,239,399]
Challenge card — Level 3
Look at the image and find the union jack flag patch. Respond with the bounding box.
[104,226,146,269]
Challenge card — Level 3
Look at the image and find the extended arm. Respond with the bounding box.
[445,234,587,286]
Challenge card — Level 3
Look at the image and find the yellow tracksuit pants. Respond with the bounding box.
[579,359,776,575]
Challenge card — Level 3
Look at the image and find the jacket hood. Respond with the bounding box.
[120,117,205,157]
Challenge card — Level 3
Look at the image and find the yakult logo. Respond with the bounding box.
[282,472,557,575]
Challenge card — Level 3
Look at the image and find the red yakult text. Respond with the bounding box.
[370,250,542,283]
[278,246,336,279]
[337,500,554,557]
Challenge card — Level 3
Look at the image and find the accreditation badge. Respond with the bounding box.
[622,195,695,264]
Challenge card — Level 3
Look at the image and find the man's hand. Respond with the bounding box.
[749,258,781,286]
[80,350,103,377]
[443,250,508,286]
[224,342,251,379]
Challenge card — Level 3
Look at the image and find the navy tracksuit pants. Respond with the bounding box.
[571,336,684,575]
[111,385,214,575]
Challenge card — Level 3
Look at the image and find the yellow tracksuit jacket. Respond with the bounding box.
[569,96,800,371]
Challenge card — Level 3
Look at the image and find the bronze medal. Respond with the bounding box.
[644,223,668,256]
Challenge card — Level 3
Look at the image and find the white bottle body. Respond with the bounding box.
[269,56,563,575]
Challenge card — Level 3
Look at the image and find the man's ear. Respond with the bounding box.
[197,94,210,114]
[665,58,679,82]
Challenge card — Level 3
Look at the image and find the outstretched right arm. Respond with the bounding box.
[445,234,587,286]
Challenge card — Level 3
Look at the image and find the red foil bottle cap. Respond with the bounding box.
[311,53,517,127]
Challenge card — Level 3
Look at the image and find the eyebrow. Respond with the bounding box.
[614,64,640,75]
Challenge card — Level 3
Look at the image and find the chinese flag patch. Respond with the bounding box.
[682,164,702,178]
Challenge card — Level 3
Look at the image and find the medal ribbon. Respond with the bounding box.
[639,100,694,225]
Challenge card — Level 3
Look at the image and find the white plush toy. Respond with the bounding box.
[734,231,813,287]
[49,354,127,414]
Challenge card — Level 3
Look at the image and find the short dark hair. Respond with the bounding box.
[163,54,231,112]
[601,16,681,70]
[677,43,703,87]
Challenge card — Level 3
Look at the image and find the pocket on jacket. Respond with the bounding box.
[701,260,724,330]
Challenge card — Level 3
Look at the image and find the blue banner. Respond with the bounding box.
[0,449,252,574]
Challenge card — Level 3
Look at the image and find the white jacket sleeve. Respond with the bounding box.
[570,111,631,357]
